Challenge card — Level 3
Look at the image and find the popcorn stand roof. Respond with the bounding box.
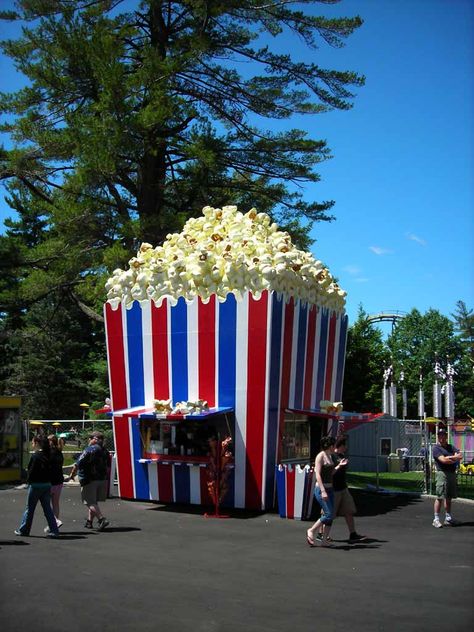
[104,206,349,514]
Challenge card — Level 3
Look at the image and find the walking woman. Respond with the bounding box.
[15,436,60,537]
[306,435,347,547]
[45,434,65,532]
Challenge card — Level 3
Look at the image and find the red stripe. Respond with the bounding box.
[157,464,173,502]
[285,466,296,519]
[324,313,337,400]
[245,291,269,509]
[198,295,216,406]
[277,298,295,462]
[113,416,134,499]
[200,466,212,506]
[151,300,170,400]
[105,303,128,410]
[303,306,317,409]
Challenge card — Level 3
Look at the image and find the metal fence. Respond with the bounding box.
[24,419,115,469]
[342,418,474,498]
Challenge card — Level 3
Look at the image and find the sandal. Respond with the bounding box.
[306,530,315,547]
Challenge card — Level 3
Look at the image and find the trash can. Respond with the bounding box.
[387,454,401,473]
[276,464,314,520]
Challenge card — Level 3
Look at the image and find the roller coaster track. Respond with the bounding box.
[366,310,406,333]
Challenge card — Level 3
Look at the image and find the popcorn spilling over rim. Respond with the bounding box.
[105,206,346,312]
[154,399,209,416]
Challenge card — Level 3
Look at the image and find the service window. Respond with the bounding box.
[281,413,310,463]
[140,412,234,459]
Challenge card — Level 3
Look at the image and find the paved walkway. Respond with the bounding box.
[0,485,473,632]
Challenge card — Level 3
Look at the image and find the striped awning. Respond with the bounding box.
[112,405,233,421]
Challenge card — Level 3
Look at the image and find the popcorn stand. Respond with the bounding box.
[104,207,348,512]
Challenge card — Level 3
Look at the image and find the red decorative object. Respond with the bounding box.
[205,436,233,519]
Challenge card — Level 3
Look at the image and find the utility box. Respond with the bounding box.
[388,454,401,473]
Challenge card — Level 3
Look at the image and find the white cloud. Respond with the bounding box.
[406,232,427,246]
[369,246,392,255]
[355,277,369,283]
[343,265,361,276]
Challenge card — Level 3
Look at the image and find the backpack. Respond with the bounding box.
[82,445,109,482]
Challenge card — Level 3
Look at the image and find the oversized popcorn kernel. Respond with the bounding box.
[106,206,345,311]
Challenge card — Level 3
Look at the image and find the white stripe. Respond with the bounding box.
[108,454,117,497]
[330,313,341,402]
[148,463,158,500]
[234,292,249,508]
[261,291,271,510]
[275,294,286,481]
[293,465,306,519]
[189,465,201,504]
[311,308,322,408]
[288,300,300,408]
[142,302,154,405]
[122,306,131,408]
[187,299,199,401]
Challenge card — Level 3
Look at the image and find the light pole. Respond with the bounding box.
[79,403,90,431]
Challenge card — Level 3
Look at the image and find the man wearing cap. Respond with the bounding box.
[431,428,462,528]
[69,431,110,531]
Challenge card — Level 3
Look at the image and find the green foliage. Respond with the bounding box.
[343,305,390,413]
[0,0,364,416]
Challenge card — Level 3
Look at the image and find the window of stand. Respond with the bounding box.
[140,412,235,461]
[281,413,310,464]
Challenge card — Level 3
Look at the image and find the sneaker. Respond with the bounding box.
[14,529,27,536]
[97,517,110,531]
[44,520,62,533]
[46,532,59,538]
[316,533,332,542]
[443,518,459,526]
[349,533,367,543]
[432,518,443,528]
[84,519,94,529]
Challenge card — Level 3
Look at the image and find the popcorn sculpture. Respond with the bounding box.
[105,206,348,510]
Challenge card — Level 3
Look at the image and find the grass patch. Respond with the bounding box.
[347,471,474,500]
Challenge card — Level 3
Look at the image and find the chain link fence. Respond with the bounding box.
[24,419,115,469]
[342,418,474,499]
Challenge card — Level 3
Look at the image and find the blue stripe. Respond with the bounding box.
[334,314,348,400]
[293,301,308,409]
[275,466,287,518]
[170,297,188,403]
[174,463,190,504]
[126,302,145,407]
[131,417,149,499]
[218,294,237,407]
[315,309,329,405]
[264,293,283,509]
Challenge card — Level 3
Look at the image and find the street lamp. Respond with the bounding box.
[79,403,90,430]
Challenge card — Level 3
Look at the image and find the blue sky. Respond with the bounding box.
[0,0,473,331]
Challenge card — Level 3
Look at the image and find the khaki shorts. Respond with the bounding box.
[81,480,108,506]
[435,470,457,500]
[334,488,356,517]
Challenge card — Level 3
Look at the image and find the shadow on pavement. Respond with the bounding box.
[146,502,264,520]
[0,540,30,546]
[348,489,422,517]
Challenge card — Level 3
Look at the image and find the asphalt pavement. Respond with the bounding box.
[0,483,473,632]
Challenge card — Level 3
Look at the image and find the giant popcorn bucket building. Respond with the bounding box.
[104,206,348,511]
[105,292,347,510]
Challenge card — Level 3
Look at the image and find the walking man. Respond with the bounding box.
[69,431,110,531]
[432,428,462,528]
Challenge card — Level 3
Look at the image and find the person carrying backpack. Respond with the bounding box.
[69,431,110,531]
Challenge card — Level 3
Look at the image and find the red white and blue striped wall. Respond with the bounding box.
[105,290,348,510]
